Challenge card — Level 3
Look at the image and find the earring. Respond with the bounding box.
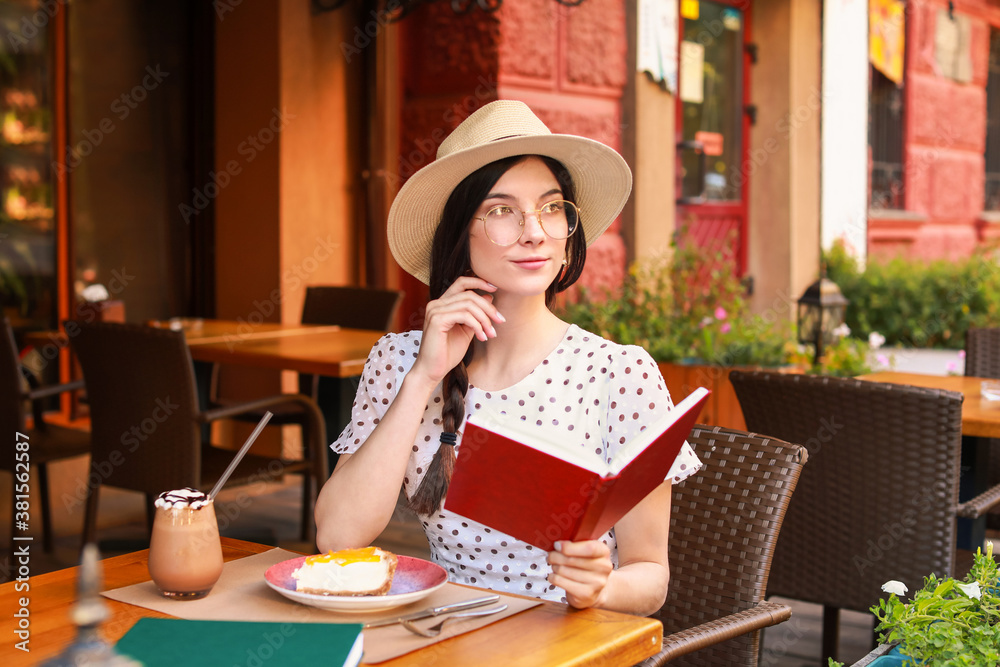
[561,258,568,266]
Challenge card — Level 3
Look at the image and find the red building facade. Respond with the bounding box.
[868,0,1000,259]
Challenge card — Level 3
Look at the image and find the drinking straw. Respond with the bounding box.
[208,411,273,501]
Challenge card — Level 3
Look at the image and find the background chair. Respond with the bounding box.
[964,327,1000,380]
[963,326,1000,528]
[1,317,90,553]
[639,424,808,667]
[70,321,328,546]
[730,370,1000,663]
[210,285,403,469]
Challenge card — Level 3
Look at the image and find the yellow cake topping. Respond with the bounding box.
[305,547,381,567]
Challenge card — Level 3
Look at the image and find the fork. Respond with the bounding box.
[400,604,509,637]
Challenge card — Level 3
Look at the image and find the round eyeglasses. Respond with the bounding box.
[474,200,581,246]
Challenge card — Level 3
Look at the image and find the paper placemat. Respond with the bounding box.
[102,548,541,664]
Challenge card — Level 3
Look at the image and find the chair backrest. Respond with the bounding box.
[730,370,963,614]
[0,318,26,443]
[300,286,403,331]
[964,327,1000,379]
[656,424,807,666]
[71,321,203,494]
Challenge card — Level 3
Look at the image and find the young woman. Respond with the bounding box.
[314,101,701,616]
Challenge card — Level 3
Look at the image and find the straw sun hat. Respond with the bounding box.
[387,100,633,285]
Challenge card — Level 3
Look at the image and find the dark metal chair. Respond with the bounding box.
[1,317,90,553]
[639,424,808,666]
[730,370,1000,664]
[70,321,328,546]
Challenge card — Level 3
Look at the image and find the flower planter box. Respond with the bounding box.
[657,361,804,430]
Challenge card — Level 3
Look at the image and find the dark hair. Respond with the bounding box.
[407,155,585,515]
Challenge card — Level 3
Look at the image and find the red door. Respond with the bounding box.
[676,0,753,276]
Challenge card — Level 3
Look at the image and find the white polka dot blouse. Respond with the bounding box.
[332,324,702,602]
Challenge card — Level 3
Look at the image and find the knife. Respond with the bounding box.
[363,594,501,628]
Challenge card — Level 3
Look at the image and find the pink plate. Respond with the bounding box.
[264,555,448,612]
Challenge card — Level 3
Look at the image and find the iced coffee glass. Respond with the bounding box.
[147,488,224,600]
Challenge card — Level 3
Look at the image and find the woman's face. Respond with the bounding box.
[467,157,568,298]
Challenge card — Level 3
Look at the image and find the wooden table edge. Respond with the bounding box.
[4,538,662,666]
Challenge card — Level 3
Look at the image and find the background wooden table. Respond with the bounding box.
[0,538,662,666]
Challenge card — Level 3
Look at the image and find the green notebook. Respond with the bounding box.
[116,618,363,667]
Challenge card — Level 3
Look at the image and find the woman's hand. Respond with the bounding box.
[410,276,505,385]
[546,540,614,609]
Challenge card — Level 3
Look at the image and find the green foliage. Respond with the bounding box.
[559,233,791,366]
[825,242,1000,350]
[828,546,1000,667]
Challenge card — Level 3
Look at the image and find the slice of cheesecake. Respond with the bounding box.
[292,546,398,596]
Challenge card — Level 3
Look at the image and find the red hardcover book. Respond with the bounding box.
[444,387,710,550]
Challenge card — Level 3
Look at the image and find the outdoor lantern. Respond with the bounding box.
[796,276,849,363]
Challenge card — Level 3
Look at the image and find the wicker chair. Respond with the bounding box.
[638,424,808,666]
[964,327,1000,379]
[70,321,328,546]
[964,327,1000,527]
[209,286,403,463]
[1,318,90,553]
[730,370,1000,663]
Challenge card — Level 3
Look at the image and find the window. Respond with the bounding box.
[986,28,1000,211]
[869,66,905,210]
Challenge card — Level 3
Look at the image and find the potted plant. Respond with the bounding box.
[833,544,999,667]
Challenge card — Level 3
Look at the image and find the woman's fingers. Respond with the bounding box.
[437,277,505,325]
[426,295,496,341]
[546,540,613,608]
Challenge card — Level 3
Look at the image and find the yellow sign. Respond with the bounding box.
[681,0,699,21]
[870,0,905,85]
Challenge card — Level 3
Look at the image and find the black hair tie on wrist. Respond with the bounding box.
[439,432,458,446]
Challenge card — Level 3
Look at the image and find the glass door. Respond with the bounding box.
[676,0,751,275]
[0,0,57,333]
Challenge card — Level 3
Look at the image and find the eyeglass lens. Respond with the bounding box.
[483,201,579,246]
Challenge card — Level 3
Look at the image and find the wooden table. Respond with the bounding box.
[857,371,999,549]
[25,319,384,379]
[0,538,662,666]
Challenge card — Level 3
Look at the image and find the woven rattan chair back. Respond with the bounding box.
[963,327,1000,523]
[644,425,807,667]
[300,286,403,331]
[0,318,26,444]
[730,370,963,613]
[72,321,203,495]
[964,327,1000,379]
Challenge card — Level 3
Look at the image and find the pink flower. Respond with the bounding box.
[947,361,958,373]
[958,350,966,359]
[720,323,732,334]
[877,354,890,367]
[714,307,727,320]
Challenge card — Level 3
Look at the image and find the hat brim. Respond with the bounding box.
[388,133,632,285]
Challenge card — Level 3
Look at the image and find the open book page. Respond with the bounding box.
[463,386,710,479]
[465,410,606,474]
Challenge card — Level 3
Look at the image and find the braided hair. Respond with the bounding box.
[407,155,584,515]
